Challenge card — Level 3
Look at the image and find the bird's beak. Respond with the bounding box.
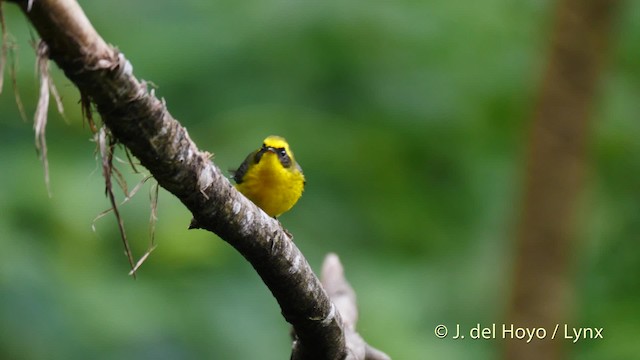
[258,146,277,158]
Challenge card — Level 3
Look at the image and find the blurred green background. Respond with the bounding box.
[1,0,639,359]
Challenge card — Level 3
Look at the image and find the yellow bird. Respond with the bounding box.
[233,136,305,217]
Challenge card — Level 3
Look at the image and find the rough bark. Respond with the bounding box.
[5,0,389,359]
[504,0,617,359]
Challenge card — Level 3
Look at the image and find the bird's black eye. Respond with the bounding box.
[277,148,291,167]
[262,143,267,149]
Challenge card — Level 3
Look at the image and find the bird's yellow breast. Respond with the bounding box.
[235,150,305,217]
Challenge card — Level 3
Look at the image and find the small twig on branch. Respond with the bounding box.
[129,180,159,276]
[7,0,388,358]
[33,39,66,196]
[34,40,51,195]
[321,254,391,360]
[0,3,29,121]
[97,127,137,278]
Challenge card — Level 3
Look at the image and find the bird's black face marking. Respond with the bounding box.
[277,148,292,168]
[254,148,265,163]
[256,144,292,168]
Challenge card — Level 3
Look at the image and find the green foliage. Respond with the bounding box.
[1,0,639,359]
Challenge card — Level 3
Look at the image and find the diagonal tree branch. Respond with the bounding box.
[6,0,389,359]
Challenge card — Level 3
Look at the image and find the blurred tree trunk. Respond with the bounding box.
[504,0,617,359]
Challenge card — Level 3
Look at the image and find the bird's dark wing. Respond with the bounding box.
[232,150,258,184]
